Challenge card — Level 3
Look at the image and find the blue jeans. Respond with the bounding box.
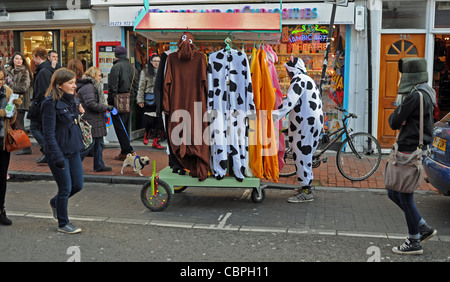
[30,120,45,148]
[79,137,106,171]
[48,151,84,227]
[387,189,422,236]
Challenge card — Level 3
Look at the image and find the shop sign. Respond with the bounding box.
[147,6,319,20]
[289,24,328,43]
[109,3,354,27]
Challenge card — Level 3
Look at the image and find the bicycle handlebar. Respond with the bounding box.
[334,107,358,119]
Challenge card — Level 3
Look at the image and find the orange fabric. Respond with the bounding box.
[249,48,263,179]
[249,48,279,182]
[259,49,279,182]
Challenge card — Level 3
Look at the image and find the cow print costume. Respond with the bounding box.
[207,49,255,181]
[272,57,324,187]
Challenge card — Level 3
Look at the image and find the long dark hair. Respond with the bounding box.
[147,54,159,78]
[9,52,33,83]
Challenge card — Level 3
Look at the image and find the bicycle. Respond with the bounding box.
[279,107,382,181]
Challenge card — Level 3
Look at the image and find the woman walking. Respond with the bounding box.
[137,54,164,149]
[388,57,437,254]
[0,67,23,225]
[5,52,33,155]
[76,66,113,172]
[41,68,85,234]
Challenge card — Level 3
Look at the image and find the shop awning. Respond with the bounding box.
[133,12,282,43]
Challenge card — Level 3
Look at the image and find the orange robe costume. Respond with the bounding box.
[249,48,279,182]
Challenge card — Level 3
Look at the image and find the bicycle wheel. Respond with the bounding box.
[141,178,172,211]
[336,132,382,181]
[279,133,297,177]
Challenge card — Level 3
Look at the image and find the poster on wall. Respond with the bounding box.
[96,41,121,93]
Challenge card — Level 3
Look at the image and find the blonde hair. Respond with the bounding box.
[45,68,76,101]
[84,66,101,79]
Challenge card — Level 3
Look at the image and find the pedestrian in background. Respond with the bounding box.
[388,57,437,255]
[0,67,23,225]
[68,59,84,82]
[5,52,33,155]
[107,46,138,161]
[41,68,85,234]
[27,47,56,164]
[47,50,61,70]
[137,54,164,149]
[77,66,113,172]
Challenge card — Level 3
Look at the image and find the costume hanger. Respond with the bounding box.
[225,37,232,53]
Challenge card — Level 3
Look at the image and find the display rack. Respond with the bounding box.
[133,0,283,211]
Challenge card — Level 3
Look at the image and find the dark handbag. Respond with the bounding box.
[384,91,424,193]
[5,120,31,153]
[114,93,131,113]
[113,65,136,114]
[144,93,155,108]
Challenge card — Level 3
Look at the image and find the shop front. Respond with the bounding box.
[108,1,355,138]
[0,1,94,70]
[370,0,450,148]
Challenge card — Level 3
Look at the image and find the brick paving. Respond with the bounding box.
[8,141,439,193]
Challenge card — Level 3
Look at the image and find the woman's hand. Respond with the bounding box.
[138,102,144,108]
[78,104,85,114]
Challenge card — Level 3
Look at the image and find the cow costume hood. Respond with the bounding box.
[284,56,307,79]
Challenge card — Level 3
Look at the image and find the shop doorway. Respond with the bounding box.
[377,34,425,148]
[61,29,93,71]
[15,30,60,68]
[433,35,450,121]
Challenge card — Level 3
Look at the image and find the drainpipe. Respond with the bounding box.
[367,4,373,135]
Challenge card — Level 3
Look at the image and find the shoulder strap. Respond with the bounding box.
[130,64,136,93]
[417,91,424,148]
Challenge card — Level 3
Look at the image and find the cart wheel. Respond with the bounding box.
[141,178,172,211]
[174,186,188,193]
[251,188,265,203]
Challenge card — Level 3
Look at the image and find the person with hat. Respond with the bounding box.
[387,57,437,255]
[107,46,139,161]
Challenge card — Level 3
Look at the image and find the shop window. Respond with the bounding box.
[435,1,450,28]
[382,0,426,29]
[62,29,93,70]
[18,31,58,66]
[0,31,13,69]
[433,35,450,120]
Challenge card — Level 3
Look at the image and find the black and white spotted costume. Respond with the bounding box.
[272,57,324,187]
[207,49,255,181]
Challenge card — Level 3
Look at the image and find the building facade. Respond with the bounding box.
[1,0,448,148]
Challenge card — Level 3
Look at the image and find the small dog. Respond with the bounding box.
[121,153,151,176]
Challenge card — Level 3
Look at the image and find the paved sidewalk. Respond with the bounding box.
[8,139,439,193]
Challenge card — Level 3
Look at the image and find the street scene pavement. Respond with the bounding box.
[2,140,450,263]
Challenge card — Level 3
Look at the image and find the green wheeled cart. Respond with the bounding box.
[140,165,266,211]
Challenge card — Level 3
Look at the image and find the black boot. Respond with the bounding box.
[0,209,12,226]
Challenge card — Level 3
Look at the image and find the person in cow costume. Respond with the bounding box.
[273,56,324,203]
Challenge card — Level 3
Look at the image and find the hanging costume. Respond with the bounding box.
[207,48,255,181]
[264,45,286,171]
[163,33,210,181]
[155,50,184,172]
[272,57,324,187]
[249,48,279,182]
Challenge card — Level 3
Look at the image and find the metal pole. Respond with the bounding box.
[367,6,373,135]
[319,3,337,104]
